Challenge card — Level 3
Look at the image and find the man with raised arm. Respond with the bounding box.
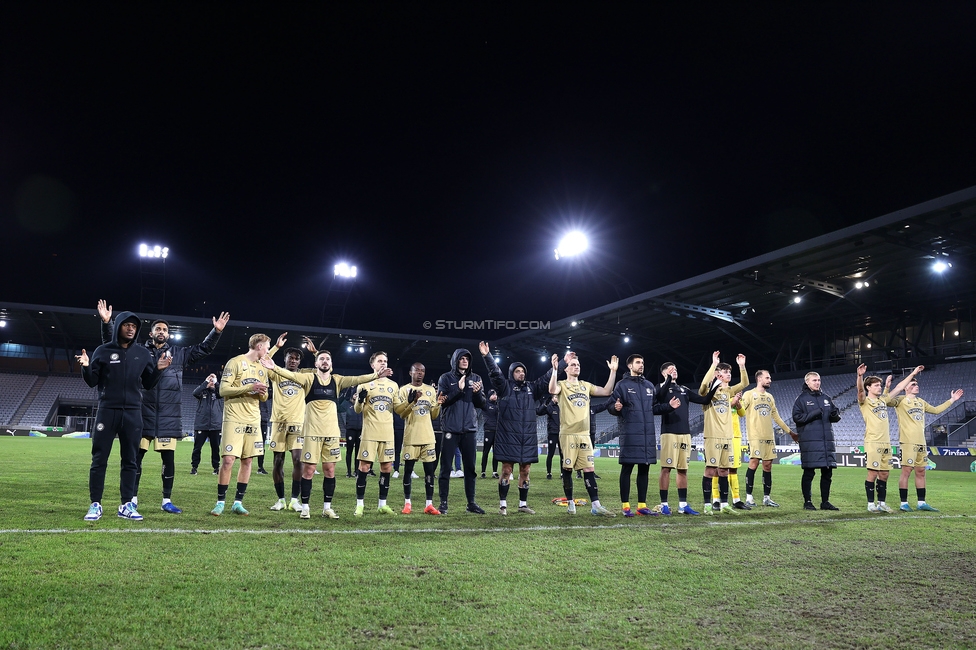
[856,364,897,512]
[78,311,170,521]
[656,362,718,515]
[549,353,619,517]
[886,365,963,512]
[353,352,402,516]
[699,351,748,515]
[98,299,229,515]
[479,342,566,515]
[741,369,796,508]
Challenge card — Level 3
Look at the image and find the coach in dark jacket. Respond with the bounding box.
[792,371,841,511]
[606,354,679,515]
[480,342,563,514]
[191,374,224,474]
[79,311,168,521]
[436,348,487,514]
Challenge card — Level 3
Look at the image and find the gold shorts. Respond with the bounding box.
[559,434,594,471]
[139,437,177,452]
[301,435,341,465]
[359,440,396,465]
[221,420,264,459]
[704,437,735,469]
[900,443,928,468]
[402,443,437,463]
[269,422,304,452]
[748,438,776,462]
[660,434,691,469]
[865,444,893,471]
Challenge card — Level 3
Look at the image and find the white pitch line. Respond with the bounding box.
[0,513,967,536]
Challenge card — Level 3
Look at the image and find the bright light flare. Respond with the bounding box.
[334,262,358,278]
[138,243,169,258]
[554,231,588,260]
[933,260,950,273]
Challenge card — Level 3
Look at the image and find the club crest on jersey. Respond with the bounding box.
[110,353,119,361]
[404,453,411,460]
[872,461,879,467]
[361,451,369,458]
[666,457,673,464]
[225,445,233,452]
[756,403,771,417]
[425,390,431,396]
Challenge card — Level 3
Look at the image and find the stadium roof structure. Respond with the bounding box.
[493,185,976,379]
[2,185,975,382]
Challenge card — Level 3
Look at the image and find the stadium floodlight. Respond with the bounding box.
[855,281,863,289]
[570,321,577,327]
[623,336,630,343]
[554,231,588,260]
[793,296,802,304]
[0,321,6,328]
[932,260,950,273]
[347,346,353,352]
[540,355,547,362]
[334,262,358,278]
[358,346,365,353]
[138,243,169,259]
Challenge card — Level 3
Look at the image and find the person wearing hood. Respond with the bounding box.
[479,342,567,515]
[436,348,488,514]
[98,299,229,514]
[548,352,619,517]
[791,371,841,511]
[606,354,680,517]
[78,310,171,521]
[479,389,499,479]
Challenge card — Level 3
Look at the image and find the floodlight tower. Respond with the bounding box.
[321,262,357,329]
[138,243,169,312]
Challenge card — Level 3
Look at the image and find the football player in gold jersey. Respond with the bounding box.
[741,369,795,508]
[886,365,963,512]
[698,351,747,515]
[856,364,896,512]
[394,363,446,515]
[212,333,271,516]
[548,353,619,517]
[353,352,402,516]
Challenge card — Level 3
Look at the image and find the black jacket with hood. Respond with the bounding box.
[102,319,221,438]
[83,312,161,410]
[606,374,675,464]
[437,348,486,433]
[482,355,555,463]
[192,379,224,431]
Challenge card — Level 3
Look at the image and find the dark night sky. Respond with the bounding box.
[2,3,974,335]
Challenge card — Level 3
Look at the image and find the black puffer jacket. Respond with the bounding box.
[104,320,221,438]
[792,386,840,468]
[606,374,674,464]
[483,356,553,464]
[437,348,486,433]
[192,379,224,430]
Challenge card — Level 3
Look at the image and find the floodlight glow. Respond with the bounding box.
[623,336,630,343]
[554,231,588,260]
[540,355,547,362]
[494,357,501,364]
[793,296,802,304]
[0,321,6,328]
[866,343,872,349]
[933,260,948,273]
[855,282,863,289]
[358,346,364,353]
[347,346,352,352]
[334,262,358,278]
[954,330,960,336]
[863,281,869,287]
[139,243,169,258]
[571,321,578,327]
[173,333,182,341]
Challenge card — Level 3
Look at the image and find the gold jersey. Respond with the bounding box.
[220,354,269,424]
[556,379,594,436]
[355,377,402,442]
[394,383,441,447]
[887,395,951,446]
[859,393,892,444]
[699,361,747,438]
[741,390,791,440]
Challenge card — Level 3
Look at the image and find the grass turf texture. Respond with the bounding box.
[1,438,975,649]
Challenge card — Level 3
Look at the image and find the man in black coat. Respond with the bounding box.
[98,300,229,514]
[78,311,170,521]
[607,354,680,517]
[479,342,564,515]
[436,348,487,514]
[479,389,499,479]
[191,373,223,475]
[792,371,841,511]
